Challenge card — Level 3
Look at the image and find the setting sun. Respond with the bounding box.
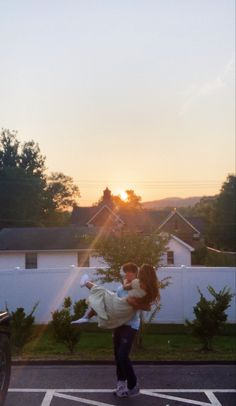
[119,191,128,201]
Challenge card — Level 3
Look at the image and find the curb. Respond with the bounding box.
[12,360,236,366]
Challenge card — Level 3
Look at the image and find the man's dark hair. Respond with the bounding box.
[122,262,138,274]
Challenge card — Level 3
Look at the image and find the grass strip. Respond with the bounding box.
[13,324,236,362]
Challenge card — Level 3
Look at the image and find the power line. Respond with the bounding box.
[71,179,222,184]
[0,179,222,186]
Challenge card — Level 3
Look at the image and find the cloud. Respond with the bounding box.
[223,55,235,77]
[179,55,235,117]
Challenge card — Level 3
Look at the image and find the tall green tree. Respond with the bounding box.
[42,172,81,226]
[0,129,20,168]
[0,129,47,227]
[20,140,46,176]
[94,231,169,282]
[187,174,236,254]
[46,172,80,211]
[0,129,80,227]
[0,166,46,227]
[209,175,236,251]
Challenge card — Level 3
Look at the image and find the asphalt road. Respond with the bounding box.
[5,364,236,406]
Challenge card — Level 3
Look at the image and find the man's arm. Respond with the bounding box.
[126,296,151,311]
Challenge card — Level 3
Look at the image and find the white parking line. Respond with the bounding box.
[41,390,55,406]
[54,392,117,406]
[8,388,236,406]
[143,390,219,406]
[205,390,222,406]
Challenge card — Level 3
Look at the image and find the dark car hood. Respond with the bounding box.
[0,312,11,334]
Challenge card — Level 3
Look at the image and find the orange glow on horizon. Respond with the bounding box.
[119,190,128,201]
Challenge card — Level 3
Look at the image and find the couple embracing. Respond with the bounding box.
[72,262,160,398]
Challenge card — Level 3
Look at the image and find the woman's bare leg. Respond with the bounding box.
[71,306,97,324]
[85,307,97,317]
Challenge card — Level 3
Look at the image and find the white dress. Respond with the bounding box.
[88,278,146,329]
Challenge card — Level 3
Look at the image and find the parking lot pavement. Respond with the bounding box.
[7,388,236,406]
[6,364,236,406]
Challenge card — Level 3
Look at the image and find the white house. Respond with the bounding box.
[0,227,194,270]
[160,234,194,267]
[0,227,93,270]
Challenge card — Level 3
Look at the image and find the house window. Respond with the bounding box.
[167,251,174,265]
[25,253,37,269]
[174,220,179,231]
[77,251,90,267]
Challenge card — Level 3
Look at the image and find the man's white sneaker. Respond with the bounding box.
[71,317,89,324]
[115,389,128,398]
[80,274,89,287]
[113,380,128,397]
[127,384,140,397]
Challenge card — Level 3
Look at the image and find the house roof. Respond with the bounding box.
[185,216,205,234]
[0,227,96,251]
[0,226,195,253]
[87,204,125,226]
[70,205,170,232]
[157,210,201,234]
[119,209,169,232]
[168,234,195,252]
[70,207,99,226]
[0,205,204,252]
[70,205,204,235]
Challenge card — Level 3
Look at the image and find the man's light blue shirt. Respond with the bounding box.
[116,285,140,330]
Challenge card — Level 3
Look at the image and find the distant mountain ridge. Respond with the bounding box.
[142,196,202,210]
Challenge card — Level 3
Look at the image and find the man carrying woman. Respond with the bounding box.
[72,262,160,398]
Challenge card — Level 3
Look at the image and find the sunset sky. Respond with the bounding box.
[0,1,235,205]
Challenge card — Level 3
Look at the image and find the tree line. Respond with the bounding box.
[0,129,80,227]
[178,175,236,252]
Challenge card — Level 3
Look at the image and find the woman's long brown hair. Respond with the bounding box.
[138,264,160,305]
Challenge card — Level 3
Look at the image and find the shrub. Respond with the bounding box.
[9,303,38,353]
[186,286,233,351]
[50,297,83,354]
[73,299,87,321]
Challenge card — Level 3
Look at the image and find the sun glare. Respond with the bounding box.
[120,190,128,201]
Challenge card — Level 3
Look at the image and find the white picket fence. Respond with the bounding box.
[0,266,235,324]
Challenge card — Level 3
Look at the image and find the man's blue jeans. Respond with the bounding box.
[113,325,137,390]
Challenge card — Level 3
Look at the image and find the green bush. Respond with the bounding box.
[9,303,38,353]
[186,286,234,350]
[73,299,87,320]
[50,297,84,354]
